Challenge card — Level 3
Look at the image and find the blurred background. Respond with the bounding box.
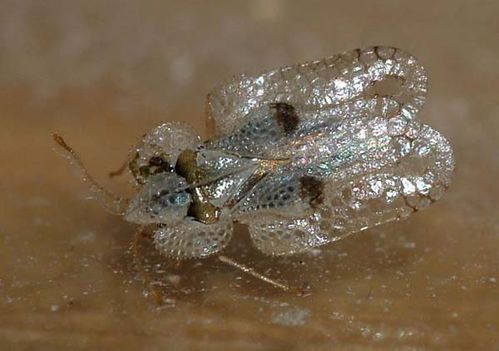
[0,1,497,350]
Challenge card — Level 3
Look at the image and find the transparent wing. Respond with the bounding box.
[244,117,454,256]
[153,217,232,259]
[207,46,427,136]
[128,122,201,184]
[206,96,400,158]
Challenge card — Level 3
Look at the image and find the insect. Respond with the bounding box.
[54,46,455,297]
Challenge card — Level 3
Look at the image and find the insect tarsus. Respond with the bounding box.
[218,255,311,295]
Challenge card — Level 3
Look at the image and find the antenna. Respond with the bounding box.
[53,133,127,215]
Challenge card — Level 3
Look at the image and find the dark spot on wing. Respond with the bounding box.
[300,176,324,209]
[270,102,299,134]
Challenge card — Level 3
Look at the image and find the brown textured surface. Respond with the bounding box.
[0,1,498,350]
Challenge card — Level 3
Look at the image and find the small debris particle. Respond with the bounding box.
[271,307,310,327]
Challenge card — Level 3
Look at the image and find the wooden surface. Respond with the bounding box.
[0,1,498,350]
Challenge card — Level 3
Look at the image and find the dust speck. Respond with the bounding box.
[271,306,310,327]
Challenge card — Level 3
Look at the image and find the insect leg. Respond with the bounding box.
[52,133,127,215]
[218,255,293,292]
[108,158,129,178]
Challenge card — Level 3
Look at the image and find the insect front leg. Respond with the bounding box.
[108,157,130,178]
[130,225,187,305]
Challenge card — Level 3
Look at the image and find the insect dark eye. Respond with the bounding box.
[168,195,178,204]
